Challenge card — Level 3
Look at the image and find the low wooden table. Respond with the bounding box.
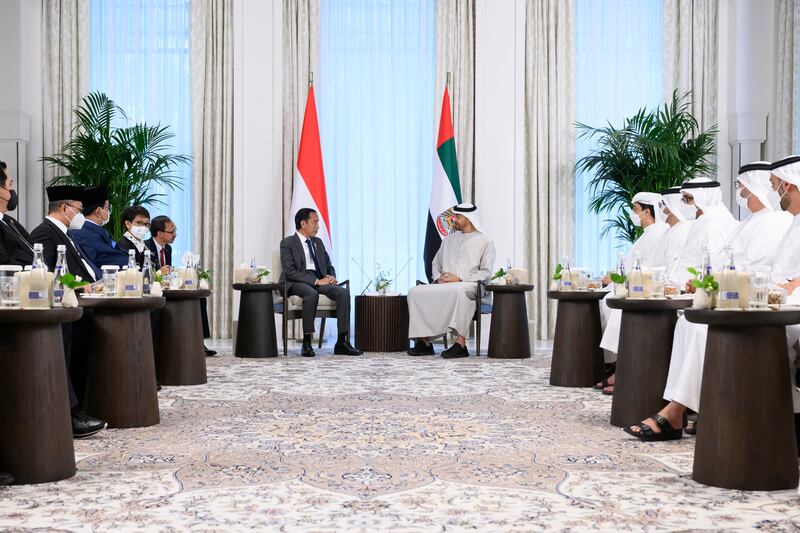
[155,289,211,386]
[355,295,409,352]
[0,307,83,484]
[485,284,534,359]
[684,308,800,491]
[80,296,166,428]
[547,290,608,387]
[233,283,281,358]
[606,297,692,427]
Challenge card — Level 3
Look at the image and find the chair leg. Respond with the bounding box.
[319,317,326,348]
[476,316,481,357]
[283,315,288,356]
[443,334,448,349]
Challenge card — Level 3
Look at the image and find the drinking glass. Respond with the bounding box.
[101,265,119,297]
[0,266,21,307]
[749,270,770,308]
[649,268,666,298]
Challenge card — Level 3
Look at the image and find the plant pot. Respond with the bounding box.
[259,276,271,284]
[692,289,714,309]
[150,283,163,297]
[199,279,210,290]
[614,284,628,298]
[62,288,79,308]
[549,280,559,291]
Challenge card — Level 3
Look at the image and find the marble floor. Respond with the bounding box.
[0,339,798,531]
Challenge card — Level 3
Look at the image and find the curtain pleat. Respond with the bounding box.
[524,0,575,339]
[191,0,234,338]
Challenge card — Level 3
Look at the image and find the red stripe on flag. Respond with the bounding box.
[297,85,331,236]
[436,86,454,149]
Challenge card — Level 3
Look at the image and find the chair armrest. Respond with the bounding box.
[416,279,427,286]
[339,279,349,290]
[282,280,288,302]
[476,280,483,315]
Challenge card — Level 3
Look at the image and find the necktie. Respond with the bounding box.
[305,239,323,278]
[1,218,34,252]
[160,248,166,268]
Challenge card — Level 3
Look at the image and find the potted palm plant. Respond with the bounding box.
[575,90,718,243]
[43,92,190,240]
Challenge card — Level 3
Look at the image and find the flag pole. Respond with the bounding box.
[446,71,451,89]
[309,71,313,88]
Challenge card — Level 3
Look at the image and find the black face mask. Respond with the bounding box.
[2,188,17,212]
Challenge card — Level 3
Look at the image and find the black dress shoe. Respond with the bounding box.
[408,341,435,356]
[72,410,108,439]
[334,340,362,356]
[301,341,316,357]
[441,343,469,359]
[0,472,13,485]
[205,346,217,357]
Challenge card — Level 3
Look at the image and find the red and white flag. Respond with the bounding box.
[289,84,332,251]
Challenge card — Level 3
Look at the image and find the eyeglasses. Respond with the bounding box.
[163,229,177,235]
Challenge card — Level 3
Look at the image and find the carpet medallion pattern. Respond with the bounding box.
[1,346,798,531]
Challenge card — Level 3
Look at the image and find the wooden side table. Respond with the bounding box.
[233,283,281,358]
[546,290,608,387]
[485,284,534,359]
[606,297,692,427]
[0,307,83,484]
[684,308,800,490]
[355,295,409,352]
[79,296,166,428]
[155,289,211,385]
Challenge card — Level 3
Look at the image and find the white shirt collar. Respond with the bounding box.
[153,239,164,253]
[296,231,312,243]
[46,215,68,235]
[0,211,4,221]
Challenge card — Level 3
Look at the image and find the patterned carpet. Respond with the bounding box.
[1,340,799,531]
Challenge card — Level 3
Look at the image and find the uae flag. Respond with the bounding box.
[290,84,332,251]
[423,86,462,281]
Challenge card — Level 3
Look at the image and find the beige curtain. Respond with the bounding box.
[191,0,235,338]
[435,0,475,202]
[663,0,718,138]
[41,0,90,206]
[524,0,575,339]
[772,0,799,159]
[282,0,320,234]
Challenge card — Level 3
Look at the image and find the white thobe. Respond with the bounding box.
[664,211,799,413]
[408,231,496,338]
[599,222,672,358]
[650,220,692,276]
[668,206,739,286]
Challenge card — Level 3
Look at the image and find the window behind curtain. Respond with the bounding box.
[318,0,436,297]
[574,0,663,275]
[90,0,192,260]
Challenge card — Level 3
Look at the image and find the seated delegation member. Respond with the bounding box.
[69,185,128,268]
[117,205,151,268]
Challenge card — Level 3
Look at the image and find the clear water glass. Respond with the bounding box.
[102,265,119,297]
[749,271,770,308]
[650,268,666,298]
[0,275,20,307]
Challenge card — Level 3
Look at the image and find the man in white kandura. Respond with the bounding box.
[407,203,496,359]
[649,186,693,271]
[597,192,669,392]
[625,158,800,442]
[666,176,739,286]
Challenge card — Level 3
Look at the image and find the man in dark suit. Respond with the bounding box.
[0,160,34,267]
[280,207,361,357]
[69,185,128,267]
[146,215,216,356]
[29,185,106,438]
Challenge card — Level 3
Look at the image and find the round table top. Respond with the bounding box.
[78,295,166,310]
[233,282,282,292]
[0,306,83,324]
[547,290,610,301]
[163,289,212,300]
[684,308,800,327]
[485,283,534,293]
[606,297,694,311]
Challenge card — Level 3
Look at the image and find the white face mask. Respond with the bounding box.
[629,209,642,227]
[735,192,750,210]
[66,205,85,230]
[768,182,788,211]
[101,207,111,226]
[680,203,698,220]
[130,225,149,240]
